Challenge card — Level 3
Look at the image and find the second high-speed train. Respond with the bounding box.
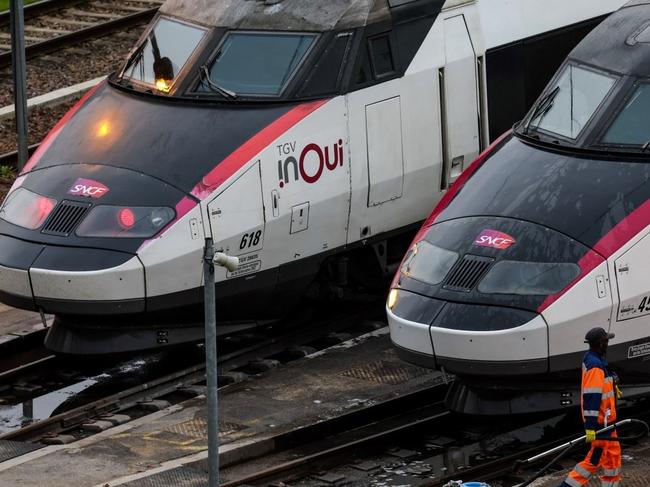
[0,0,627,354]
[388,0,650,414]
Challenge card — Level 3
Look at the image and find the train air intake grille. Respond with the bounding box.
[42,200,91,236]
[443,254,494,292]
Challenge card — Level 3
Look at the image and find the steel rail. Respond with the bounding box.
[0,6,158,69]
[0,328,53,380]
[0,0,87,25]
[0,351,56,383]
[0,143,39,168]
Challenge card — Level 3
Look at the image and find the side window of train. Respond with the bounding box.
[370,34,396,78]
[297,32,353,97]
[355,32,397,86]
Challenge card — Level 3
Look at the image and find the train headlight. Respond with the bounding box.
[0,188,57,230]
[155,78,172,93]
[76,206,175,238]
[387,288,399,310]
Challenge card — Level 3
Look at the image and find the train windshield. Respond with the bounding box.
[602,84,650,146]
[527,64,616,140]
[121,17,207,93]
[198,32,317,97]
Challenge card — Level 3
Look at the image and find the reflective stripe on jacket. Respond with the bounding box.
[581,350,617,430]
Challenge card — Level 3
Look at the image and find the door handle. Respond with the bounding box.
[271,190,279,217]
[451,155,464,179]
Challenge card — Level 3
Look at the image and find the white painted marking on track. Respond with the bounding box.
[306,326,389,358]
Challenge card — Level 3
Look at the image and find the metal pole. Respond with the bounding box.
[10,0,29,171]
[203,238,220,487]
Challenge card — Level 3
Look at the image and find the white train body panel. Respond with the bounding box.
[542,261,613,363]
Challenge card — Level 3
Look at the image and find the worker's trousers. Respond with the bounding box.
[558,430,621,487]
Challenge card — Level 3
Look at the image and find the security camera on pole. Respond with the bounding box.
[203,238,238,487]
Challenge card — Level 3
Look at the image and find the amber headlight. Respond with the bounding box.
[387,289,399,310]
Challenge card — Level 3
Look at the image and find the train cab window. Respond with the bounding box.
[369,35,396,77]
[197,32,317,97]
[298,32,352,97]
[121,17,207,93]
[602,84,650,146]
[528,64,616,140]
[400,240,458,285]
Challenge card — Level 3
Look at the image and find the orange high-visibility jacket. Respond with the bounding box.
[581,350,617,430]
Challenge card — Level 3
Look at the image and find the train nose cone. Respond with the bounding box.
[0,163,187,314]
[389,216,601,376]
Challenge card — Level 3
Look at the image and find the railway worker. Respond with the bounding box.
[558,327,622,487]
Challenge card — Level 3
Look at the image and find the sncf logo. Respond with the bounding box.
[474,229,516,250]
[277,139,344,188]
[68,178,109,198]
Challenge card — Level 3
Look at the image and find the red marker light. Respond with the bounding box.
[29,195,56,229]
[118,208,136,229]
[37,196,55,219]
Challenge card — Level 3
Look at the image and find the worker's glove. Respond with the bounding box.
[615,384,623,399]
[585,430,596,443]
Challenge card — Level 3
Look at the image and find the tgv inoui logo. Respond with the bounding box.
[68,178,110,198]
[474,229,516,250]
[277,139,344,188]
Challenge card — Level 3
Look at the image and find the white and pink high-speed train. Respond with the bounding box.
[388,0,650,415]
[0,0,626,354]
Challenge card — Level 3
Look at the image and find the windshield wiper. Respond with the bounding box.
[641,139,650,153]
[200,65,237,99]
[120,41,147,82]
[522,86,561,135]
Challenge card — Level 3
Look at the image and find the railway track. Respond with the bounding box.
[0,300,385,443]
[219,402,650,487]
[219,412,621,487]
[1,308,647,486]
[0,0,161,68]
[221,396,452,487]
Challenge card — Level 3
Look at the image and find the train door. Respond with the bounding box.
[612,233,650,359]
[346,83,408,245]
[206,162,267,283]
[440,13,481,189]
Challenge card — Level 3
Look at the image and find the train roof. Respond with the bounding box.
[159,0,393,31]
[570,0,650,77]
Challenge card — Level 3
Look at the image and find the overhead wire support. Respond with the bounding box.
[10,0,28,171]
